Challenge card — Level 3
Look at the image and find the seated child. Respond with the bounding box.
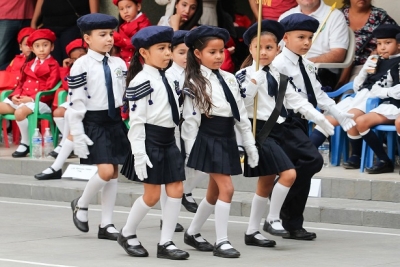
[0,29,60,157]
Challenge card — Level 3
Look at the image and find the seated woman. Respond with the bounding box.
[158,0,203,30]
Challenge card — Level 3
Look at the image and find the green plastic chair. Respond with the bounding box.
[0,81,62,157]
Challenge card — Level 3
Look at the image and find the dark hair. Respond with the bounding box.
[240,31,278,69]
[173,0,203,31]
[17,51,37,89]
[184,36,224,117]
[342,0,350,6]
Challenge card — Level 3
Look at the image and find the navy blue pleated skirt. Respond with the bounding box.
[244,119,294,177]
[187,114,242,175]
[81,109,130,165]
[121,124,185,184]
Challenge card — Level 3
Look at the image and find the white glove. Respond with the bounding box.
[244,145,259,168]
[387,85,400,100]
[250,69,266,85]
[328,105,356,132]
[134,154,153,181]
[299,106,334,136]
[72,134,93,159]
[360,55,378,75]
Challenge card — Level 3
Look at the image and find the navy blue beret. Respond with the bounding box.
[280,13,319,33]
[373,24,400,39]
[131,26,173,49]
[184,25,230,48]
[77,13,118,32]
[172,30,189,47]
[243,19,285,46]
[397,33,400,42]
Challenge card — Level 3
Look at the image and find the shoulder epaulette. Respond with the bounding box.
[67,72,87,89]
[125,80,154,111]
[182,87,195,99]
[235,70,247,98]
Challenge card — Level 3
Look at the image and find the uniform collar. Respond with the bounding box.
[87,49,111,62]
[171,62,185,75]
[282,47,301,65]
[389,53,400,59]
[35,55,50,63]
[251,60,266,70]
[143,63,162,79]
[200,64,213,79]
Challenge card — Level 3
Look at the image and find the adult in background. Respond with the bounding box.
[248,0,297,21]
[30,0,99,65]
[336,0,397,89]
[0,0,35,70]
[279,0,349,90]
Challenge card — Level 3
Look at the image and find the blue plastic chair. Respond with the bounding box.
[359,97,399,172]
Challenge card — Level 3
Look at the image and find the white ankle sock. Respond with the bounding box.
[16,119,28,152]
[215,199,233,250]
[123,196,151,246]
[101,178,118,230]
[267,182,290,231]
[160,197,181,249]
[187,198,214,242]
[160,184,167,220]
[76,173,107,222]
[246,194,268,236]
[42,139,74,174]
[54,117,65,136]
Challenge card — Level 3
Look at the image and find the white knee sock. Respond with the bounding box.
[54,117,65,136]
[246,194,268,240]
[267,182,290,229]
[160,184,167,220]
[16,119,28,152]
[160,196,181,249]
[101,178,118,233]
[76,173,107,222]
[183,171,206,203]
[42,139,74,174]
[187,198,214,242]
[215,199,233,250]
[123,196,151,246]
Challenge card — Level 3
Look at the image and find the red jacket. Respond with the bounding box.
[118,13,151,66]
[10,56,60,105]
[0,55,26,90]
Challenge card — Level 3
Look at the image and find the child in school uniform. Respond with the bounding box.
[310,24,400,171]
[119,26,189,260]
[272,13,355,240]
[68,13,130,241]
[34,39,88,180]
[113,0,151,67]
[181,25,259,258]
[0,27,35,91]
[0,29,60,158]
[237,20,334,247]
[351,29,400,174]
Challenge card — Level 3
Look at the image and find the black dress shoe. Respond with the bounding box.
[213,241,240,258]
[283,228,316,240]
[184,230,214,251]
[117,231,149,257]
[157,241,190,260]
[343,155,360,169]
[12,143,29,158]
[70,197,89,232]
[160,220,184,232]
[263,220,290,237]
[34,167,62,180]
[98,224,119,241]
[182,193,198,213]
[366,160,394,174]
[48,149,59,159]
[244,231,276,247]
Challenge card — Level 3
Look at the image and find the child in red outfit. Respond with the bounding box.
[0,29,60,157]
[0,27,35,90]
[113,0,151,66]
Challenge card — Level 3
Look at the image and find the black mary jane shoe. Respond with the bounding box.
[117,231,148,257]
[48,146,60,159]
[213,241,240,258]
[70,197,89,232]
[263,220,290,237]
[244,231,276,247]
[34,167,62,180]
[342,155,361,169]
[160,219,184,232]
[184,230,214,251]
[182,193,198,213]
[283,228,317,240]
[11,143,29,158]
[98,224,119,241]
[366,160,394,174]
[157,241,189,260]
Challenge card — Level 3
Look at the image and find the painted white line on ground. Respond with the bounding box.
[1,200,400,237]
[0,258,77,267]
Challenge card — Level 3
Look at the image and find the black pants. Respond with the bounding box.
[280,116,323,231]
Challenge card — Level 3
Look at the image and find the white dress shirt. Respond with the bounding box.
[166,61,185,93]
[273,47,336,111]
[127,64,179,155]
[182,65,255,155]
[67,49,127,135]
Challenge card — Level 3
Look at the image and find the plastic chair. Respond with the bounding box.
[359,97,399,172]
[0,81,62,156]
